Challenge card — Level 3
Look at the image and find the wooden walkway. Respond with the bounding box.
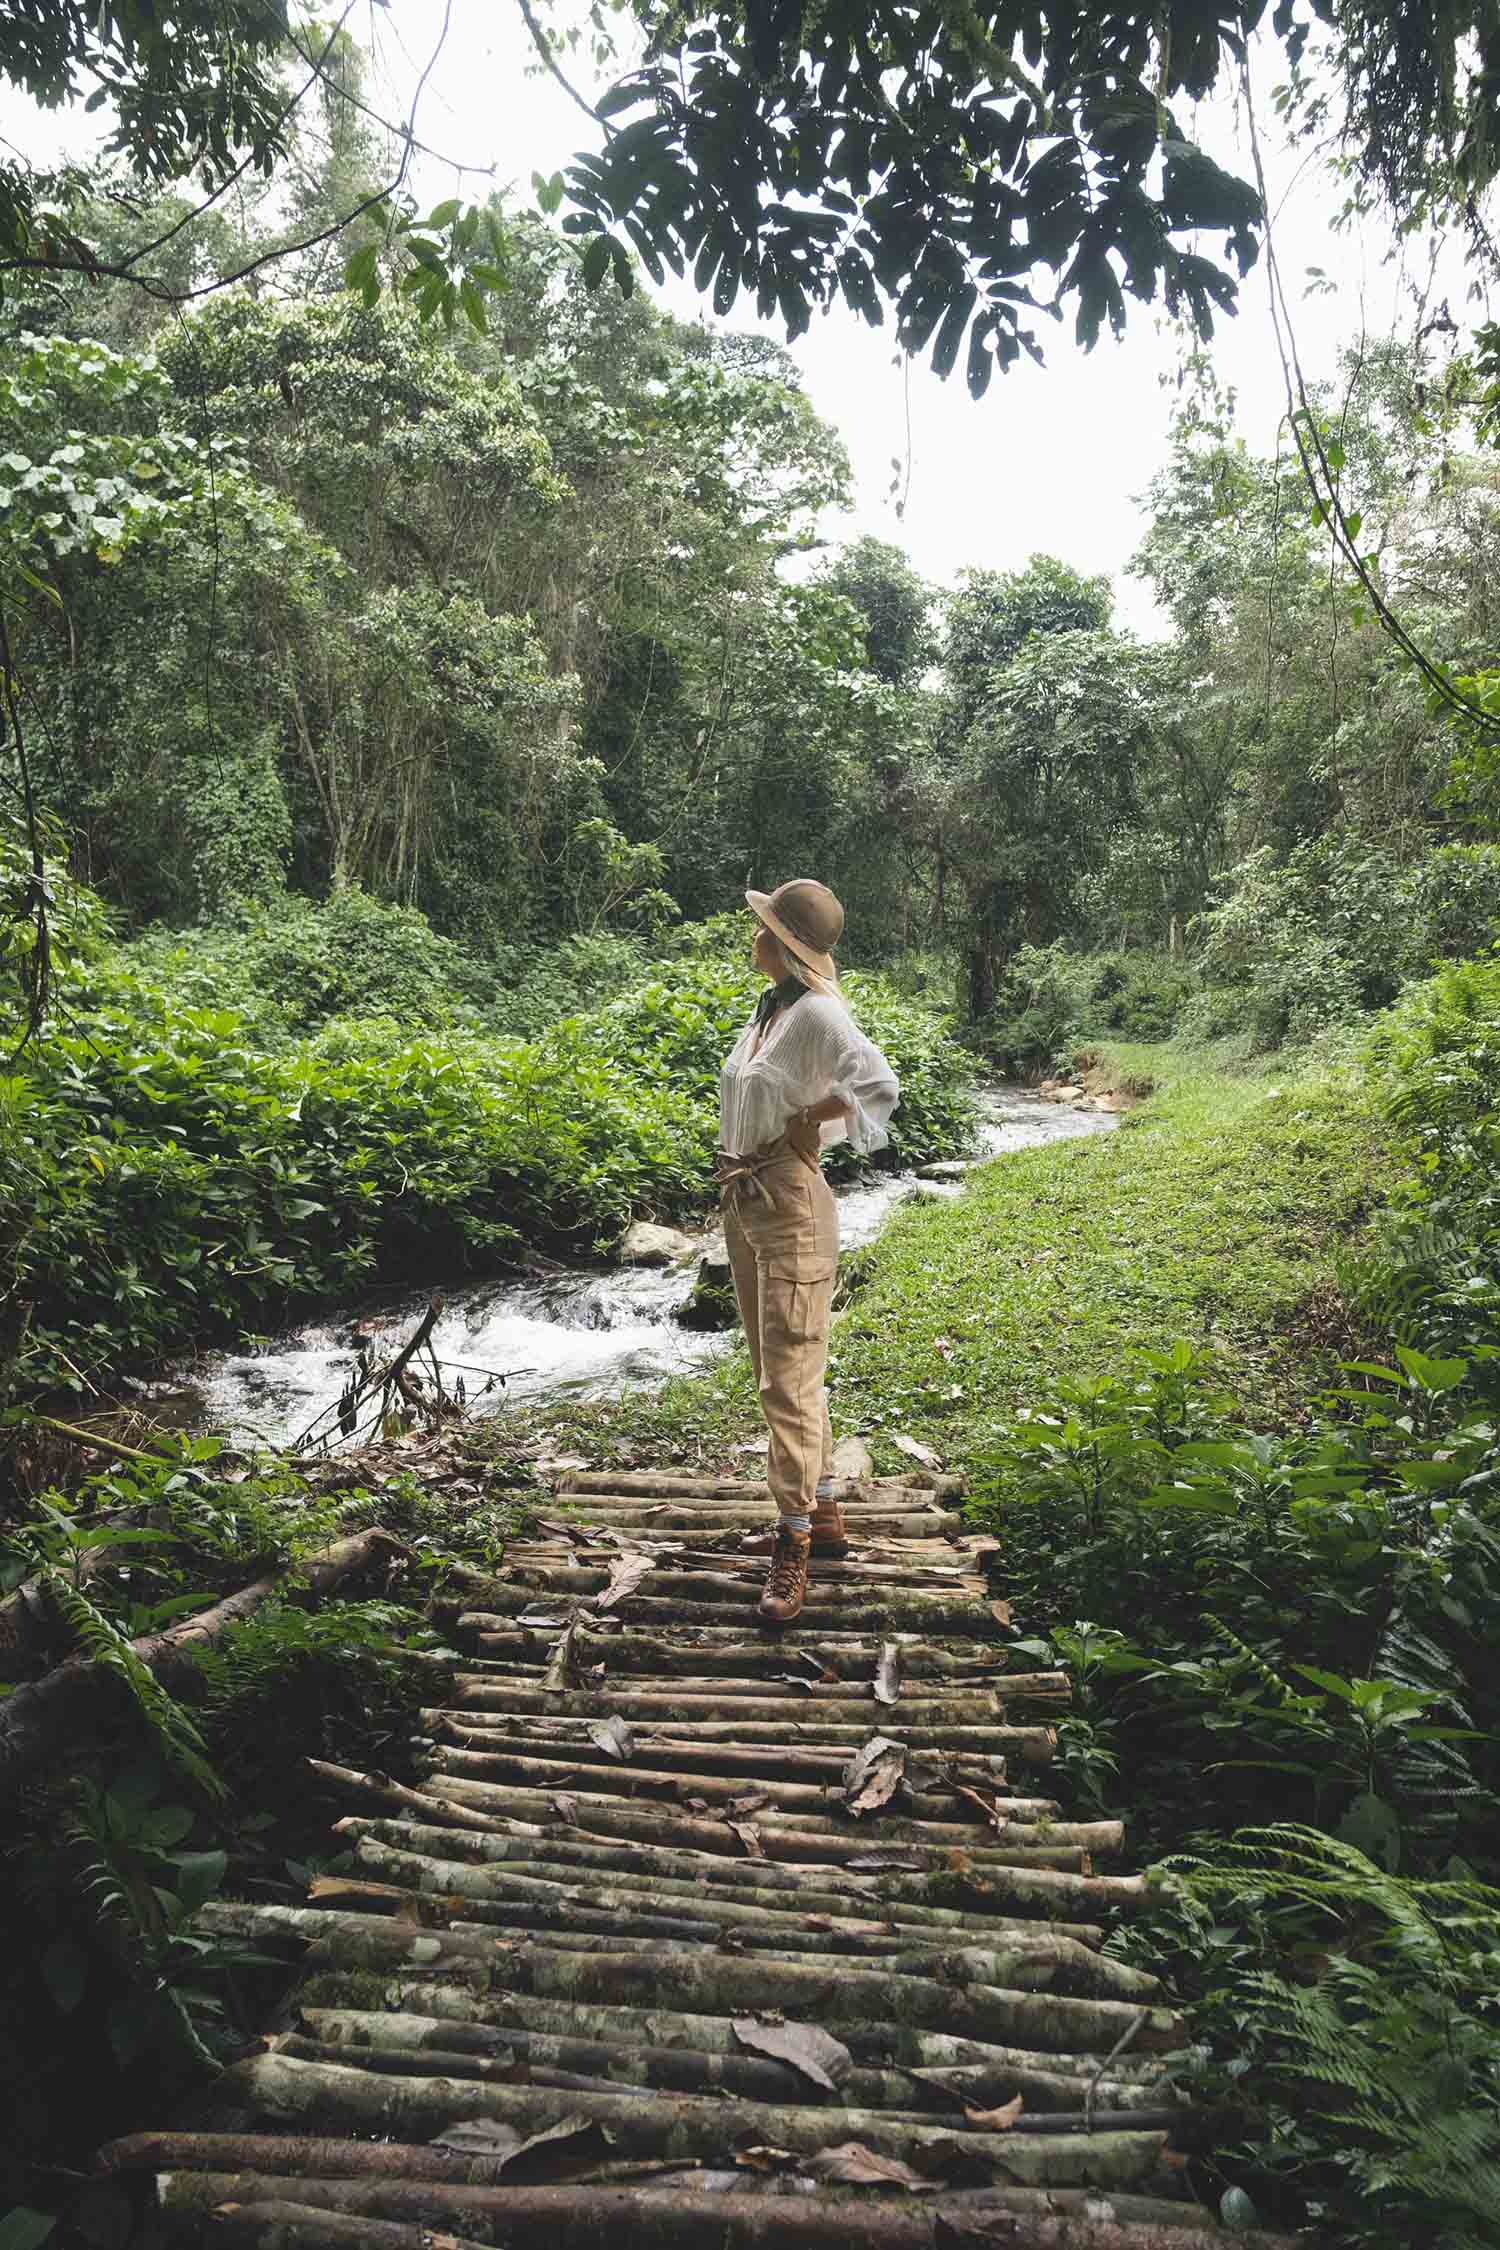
[95,1469,1296,2248]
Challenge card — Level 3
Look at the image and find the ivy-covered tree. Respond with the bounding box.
[822,536,935,688]
[936,559,1153,1012]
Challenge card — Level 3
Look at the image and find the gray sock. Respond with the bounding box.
[780,1512,812,1534]
[815,1477,833,1499]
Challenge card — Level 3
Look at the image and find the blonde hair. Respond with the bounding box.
[780,947,843,1007]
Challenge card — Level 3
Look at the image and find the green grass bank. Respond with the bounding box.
[830,1042,1392,1460]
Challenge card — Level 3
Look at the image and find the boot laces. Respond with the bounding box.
[766,1526,807,1597]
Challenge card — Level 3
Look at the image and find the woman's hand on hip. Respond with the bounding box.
[785,1106,822,1158]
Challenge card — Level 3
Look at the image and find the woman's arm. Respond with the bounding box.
[785,1090,852,1155]
[788,1004,900,1156]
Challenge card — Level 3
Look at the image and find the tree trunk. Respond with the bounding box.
[0,1529,409,1800]
[283,1980,1173,2087]
[449,1630,1060,1690]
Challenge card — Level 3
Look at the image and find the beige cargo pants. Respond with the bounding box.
[722,1145,838,1521]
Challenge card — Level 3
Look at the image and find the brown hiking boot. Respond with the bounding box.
[809,1497,849,1556]
[757,1525,811,1625]
[740,1500,849,1560]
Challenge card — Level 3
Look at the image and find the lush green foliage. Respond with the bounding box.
[971,943,1198,1074]
[0,891,975,1405]
[828,1047,1389,1443]
[567,0,1472,389]
[1181,840,1500,1049]
[1135,1829,1500,2246]
[0,1430,519,2181]
[1348,955,1500,1368]
[821,1007,1499,2244]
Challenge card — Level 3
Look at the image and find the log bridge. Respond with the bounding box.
[95,1467,1297,2250]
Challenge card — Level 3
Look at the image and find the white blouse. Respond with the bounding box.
[719,992,900,1159]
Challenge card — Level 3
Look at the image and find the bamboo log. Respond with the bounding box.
[331,1820,1104,1940]
[426,1745,1100,1847]
[415,1739,1072,1835]
[194,2183,1299,2250]
[341,1841,1153,1995]
[195,1906,1180,2052]
[304,1759,504,1834]
[105,2148,1304,2248]
[447,1683,1027,1731]
[449,1671,1003,1712]
[502,1561,989,1598]
[415,1765,1081,1859]
[337,1840,1126,1971]
[459,1585,1004,1636]
[423,1710,1064,1758]
[217,2051,1178,2187]
[292,2009,1168,2114]
[420,1723,1091,1822]
[454,1630,1020,1682]
[505,1547,987,1586]
[514,1536,985,1565]
[273,2033,1186,2143]
[290,1983,1170,2087]
[279,2024,849,2105]
[207,2201,493,2250]
[554,1471,968,1497]
[305,1874,956,1964]
[526,1507,967,1536]
[297,1876,1129,1987]
[307,1765,1143,1915]
[0,1529,410,1799]
[449,1671,1027,1710]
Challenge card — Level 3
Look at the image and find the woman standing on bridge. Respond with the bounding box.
[716,880,900,1626]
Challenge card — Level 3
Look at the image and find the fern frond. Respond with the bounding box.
[42,1571,223,1800]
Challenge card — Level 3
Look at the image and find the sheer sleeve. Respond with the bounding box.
[807,1000,900,1156]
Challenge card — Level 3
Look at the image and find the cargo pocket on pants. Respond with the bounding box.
[763,1261,835,1346]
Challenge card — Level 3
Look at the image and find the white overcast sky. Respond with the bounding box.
[5,2,1487,634]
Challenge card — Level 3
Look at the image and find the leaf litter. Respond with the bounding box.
[806,2141,932,2189]
[429,2115,614,2178]
[595,1549,654,1610]
[874,1640,901,1705]
[586,1714,634,1761]
[842,1734,907,1816]
[732,2017,853,2092]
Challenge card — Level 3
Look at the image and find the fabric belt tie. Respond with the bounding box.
[716,1134,817,1206]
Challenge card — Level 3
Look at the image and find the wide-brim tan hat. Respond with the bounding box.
[746,879,844,981]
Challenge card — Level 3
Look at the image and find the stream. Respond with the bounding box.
[179,1087,1116,1450]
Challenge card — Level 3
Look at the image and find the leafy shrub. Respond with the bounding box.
[970,942,1195,1073]
[1188,839,1500,1050]
[970,1340,1500,1876]
[484,932,651,1038]
[0,905,976,1401]
[1347,956,1500,1371]
[123,889,499,1042]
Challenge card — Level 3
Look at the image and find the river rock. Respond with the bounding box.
[619,1220,698,1266]
[675,1254,738,1331]
[917,1160,968,1180]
